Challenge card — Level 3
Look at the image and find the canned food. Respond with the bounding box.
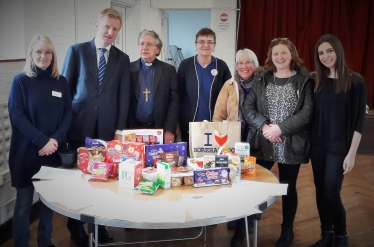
[244,156,256,176]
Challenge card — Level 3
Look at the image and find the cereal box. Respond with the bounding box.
[106,140,146,167]
[122,129,164,144]
[118,160,143,189]
[145,142,187,167]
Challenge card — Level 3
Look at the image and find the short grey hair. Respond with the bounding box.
[235,48,259,68]
[137,29,163,56]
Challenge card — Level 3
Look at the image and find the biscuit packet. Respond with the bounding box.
[88,162,113,182]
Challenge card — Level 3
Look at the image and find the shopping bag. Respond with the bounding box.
[189,120,241,158]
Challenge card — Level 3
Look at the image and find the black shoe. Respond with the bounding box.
[310,231,335,247]
[70,230,89,247]
[230,218,253,247]
[334,234,348,247]
[227,220,237,230]
[230,227,246,247]
[98,227,114,243]
[276,225,294,247]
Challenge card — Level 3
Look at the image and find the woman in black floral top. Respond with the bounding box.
[242,38,314,247]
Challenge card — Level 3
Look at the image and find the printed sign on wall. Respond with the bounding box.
[217,12,231,32]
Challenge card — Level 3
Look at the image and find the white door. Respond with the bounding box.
[111,5,126,52]
[162,10,171,63]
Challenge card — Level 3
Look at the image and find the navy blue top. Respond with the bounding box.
[136,59,155,123]
[8,67,72,188]
[195,57,216,121]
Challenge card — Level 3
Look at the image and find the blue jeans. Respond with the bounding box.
[13,186,54,247]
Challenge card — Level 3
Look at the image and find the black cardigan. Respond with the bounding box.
[312,77,366,154]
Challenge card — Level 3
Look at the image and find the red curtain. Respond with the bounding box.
[237,0,374,108]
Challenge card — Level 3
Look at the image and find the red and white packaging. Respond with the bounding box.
[142,167,158,182]
[122,129,164,144]
[77,147,106,174]
[118,160,143,189]
[106,140,145,167]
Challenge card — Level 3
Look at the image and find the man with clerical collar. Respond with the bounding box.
[128,29,179,143]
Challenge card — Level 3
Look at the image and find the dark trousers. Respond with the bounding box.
[310,140,347,236]
[259,160,300,230]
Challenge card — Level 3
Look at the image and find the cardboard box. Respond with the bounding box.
[157,162,171,189]
[106,140,145,167]
[145,142,187,167]
[122,129,164,144]
[235,142,250,160]
[142,167,158,182]
[118,160,143,189]
[203,155,216,169]
[193,167,230,187]
[215,155,229,167]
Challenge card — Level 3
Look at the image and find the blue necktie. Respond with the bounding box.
[98,48,107,86]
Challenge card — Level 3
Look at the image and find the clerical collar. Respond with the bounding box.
[141,59,155,67]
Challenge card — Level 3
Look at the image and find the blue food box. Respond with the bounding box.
[145,142,187,167]
[193,167,230,188]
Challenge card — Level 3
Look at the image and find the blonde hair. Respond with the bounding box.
[24,35,59,79]
[98,8,122,26]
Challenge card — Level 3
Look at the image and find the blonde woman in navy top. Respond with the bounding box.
[310,34,366,247]
[8,35,71,247]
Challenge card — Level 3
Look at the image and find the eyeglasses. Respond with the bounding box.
[138,43,158,48]
[271,37,291,45]
[272,38,289,42]
[34,51,53,56]
[195,40,216,46]
[237,61,253,66]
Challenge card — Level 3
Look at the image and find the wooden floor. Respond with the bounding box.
[2,155,374,247]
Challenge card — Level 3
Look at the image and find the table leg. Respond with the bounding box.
[87,223,99,247]
[253,219,258,247]
[244,217,251,247]
[87,223,94,247]
[204,226,207,242]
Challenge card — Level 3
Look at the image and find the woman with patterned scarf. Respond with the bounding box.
[213,48,259,247]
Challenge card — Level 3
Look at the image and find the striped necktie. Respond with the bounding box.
[98,48,107,86]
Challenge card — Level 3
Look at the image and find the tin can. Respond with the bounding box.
[244,156,256,176]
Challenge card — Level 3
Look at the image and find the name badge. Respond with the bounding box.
[52,91,62,98]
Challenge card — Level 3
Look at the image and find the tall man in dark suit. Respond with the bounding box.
[61,8,130,246]
[128,30,179,143]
